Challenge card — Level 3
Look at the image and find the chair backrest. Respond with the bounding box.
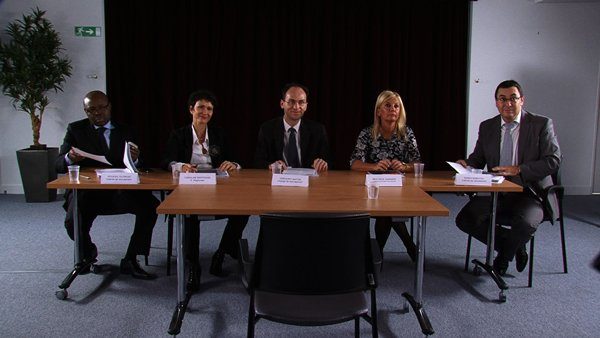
[253,213,372,295]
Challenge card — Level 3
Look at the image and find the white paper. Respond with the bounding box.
[455,173,492,186]
[365,174,403,187]
[446,161,469,174]
[282,168,318,176]
[72,147,110,165]
[99,172,139,184]
[179,173,217,185]
[123,141,138,173]
[447,161,505,184]
[271,174,309,187]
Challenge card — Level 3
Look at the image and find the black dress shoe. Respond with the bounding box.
[80,244,98,275]
[515,247,529,272]
[209,250,226,277]
[187,264,201,292]
[493,256,509,276]
[120,258,156,280]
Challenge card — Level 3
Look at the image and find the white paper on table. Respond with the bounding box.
[446,161,470,174]
[123,141,138,173]
[72,147,110,165]
[282,168,318,176]
[179,173,217,185]
[271,174,309,187]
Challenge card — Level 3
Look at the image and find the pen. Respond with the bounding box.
[80,175,91,180]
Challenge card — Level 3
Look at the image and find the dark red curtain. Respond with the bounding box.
[105,1,470,170]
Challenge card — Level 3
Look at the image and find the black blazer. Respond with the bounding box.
[55,118,138,174]
[160,124,237,170]
[254,117,330,169]
[466,110,561,219]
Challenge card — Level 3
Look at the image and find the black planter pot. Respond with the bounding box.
[16,147,59,202]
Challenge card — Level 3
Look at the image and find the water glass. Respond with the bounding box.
[367,183,379,199]
[414,163,424,177]
[68,165,80,183]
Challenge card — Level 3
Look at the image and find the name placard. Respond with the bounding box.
[455,173,492,186]
[365,174,403,187]
[271,174,309,187]
[179,173,217,185]
[100,172,139,184]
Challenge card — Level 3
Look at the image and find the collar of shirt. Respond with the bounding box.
[191,124,209,147]
[94,121,113,130]
[501,111,522,128]
[283,119,301,134]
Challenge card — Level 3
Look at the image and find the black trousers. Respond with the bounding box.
[184,215,250,264]
[64,189,159,258]
[456,192,543,261]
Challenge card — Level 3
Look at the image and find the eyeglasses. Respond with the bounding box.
[382,103,401,111]
[496,97,521,104]
[85,103,110,114]
[284,99,307,107]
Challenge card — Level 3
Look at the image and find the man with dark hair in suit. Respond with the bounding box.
[455,80,561,276]
[254,83,330,172]
[56,90,159,279]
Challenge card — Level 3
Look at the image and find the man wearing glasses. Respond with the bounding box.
[254,83,330,172]
[455,80,561,276]
[56,90,159,280]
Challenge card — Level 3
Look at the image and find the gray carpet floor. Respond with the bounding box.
[0,193,598,337]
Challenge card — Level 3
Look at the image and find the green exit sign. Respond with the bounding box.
[75,26,101,37]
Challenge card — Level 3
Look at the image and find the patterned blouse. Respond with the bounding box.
[349,125,421,166]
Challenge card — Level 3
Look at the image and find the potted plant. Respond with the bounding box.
[0,8,72,202]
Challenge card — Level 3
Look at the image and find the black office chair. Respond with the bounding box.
[465,166,567,287]
[239,213,381,338]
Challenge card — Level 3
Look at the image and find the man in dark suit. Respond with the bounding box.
[455,80,561,276]
[56,90,159,279]
[254,83,330,172]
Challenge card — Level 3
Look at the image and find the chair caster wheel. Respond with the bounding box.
[498,290,507,303]
[55,289,68,300]
[90,264,101,274]
[472,266,482,276]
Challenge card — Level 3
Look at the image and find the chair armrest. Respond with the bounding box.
[238,239,253,291]
[370,238,382,284]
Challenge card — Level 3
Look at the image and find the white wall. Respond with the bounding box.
[468,0,600,194]
[0,0,105,193]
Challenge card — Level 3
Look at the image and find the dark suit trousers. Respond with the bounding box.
[184,215,250,263]
[456,192,543,260]
[64,190,159,258]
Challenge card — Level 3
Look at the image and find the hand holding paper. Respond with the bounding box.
[72,147,111,165]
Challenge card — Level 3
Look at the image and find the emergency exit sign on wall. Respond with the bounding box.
[75,26,101,37]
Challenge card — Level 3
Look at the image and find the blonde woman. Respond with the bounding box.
[350,90,421,261]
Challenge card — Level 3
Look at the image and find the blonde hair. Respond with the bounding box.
[371,90,407,141]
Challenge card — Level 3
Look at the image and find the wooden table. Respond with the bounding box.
[48,169,520,335]
[408,170,522,302]
[47,169,176,299]
[157,169,449,335]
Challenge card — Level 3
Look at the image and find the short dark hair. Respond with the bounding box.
[495,80,523,98]
[187,90,217,109]
[281,82,309,100]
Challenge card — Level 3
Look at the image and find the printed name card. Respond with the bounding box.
[100,172,139,184]
[179,173,217,185]
[454,173,492,186]
[271,174,309,187]
[365,174,403,187]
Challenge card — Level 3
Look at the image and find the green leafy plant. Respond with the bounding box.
[0,7,72,149]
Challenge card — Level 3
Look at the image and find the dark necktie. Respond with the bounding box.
[97,126,109,155]
[499,122,516,167]
[285,128,300,168]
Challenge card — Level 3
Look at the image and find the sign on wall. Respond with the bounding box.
[75,26,101,37]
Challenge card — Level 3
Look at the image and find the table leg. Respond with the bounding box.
[471,192,508,301]
[169,214,190,335]
[56,189,98,300]
[402,216,434,335]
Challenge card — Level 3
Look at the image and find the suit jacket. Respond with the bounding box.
[160,124,237,170]
[254,117,330,169]
[466,110,561,219]
[55,118,139,174]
